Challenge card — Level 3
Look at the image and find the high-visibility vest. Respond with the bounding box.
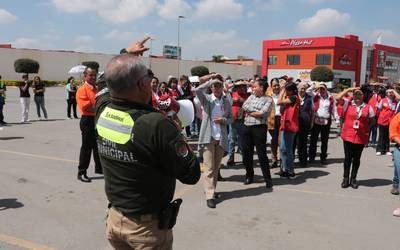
[377,98,396,126]
[341,102,371,145]
[96,107,135,145]
[280,96,300,133]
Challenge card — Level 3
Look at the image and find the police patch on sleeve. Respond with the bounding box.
[175,140,190,158]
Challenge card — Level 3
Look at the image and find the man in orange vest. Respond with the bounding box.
[389,112,400,215]
[76,65,103,182]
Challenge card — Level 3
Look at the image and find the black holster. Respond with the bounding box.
[158,199,182,229]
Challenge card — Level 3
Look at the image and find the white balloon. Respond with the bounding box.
[177,100,195,127]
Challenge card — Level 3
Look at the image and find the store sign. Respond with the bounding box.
[298,70,311,80]
[339,54,352,65]
[280,39,313,46]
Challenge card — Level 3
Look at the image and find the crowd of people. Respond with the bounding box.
[146,72,400,215]
[2,37,400,249]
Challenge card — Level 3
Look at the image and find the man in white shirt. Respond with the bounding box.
[309,83,338,165]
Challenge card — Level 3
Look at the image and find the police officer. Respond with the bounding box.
[96,37,200,250]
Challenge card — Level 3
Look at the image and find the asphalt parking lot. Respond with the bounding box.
[0,87,399,250]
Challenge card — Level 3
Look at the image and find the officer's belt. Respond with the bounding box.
[111,206,158,222]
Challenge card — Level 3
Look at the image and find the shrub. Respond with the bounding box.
[310,66,334,82]
[191,66,209,77]
[14,58,40,77]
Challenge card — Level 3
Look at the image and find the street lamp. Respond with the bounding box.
[149,38,155,70]
[177,15,185,77]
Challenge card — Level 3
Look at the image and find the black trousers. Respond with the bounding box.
[0,103,4,122]
[297,125,310,164]
[241,124,271,180]
[78,116,102,174]
[67,99,78,118]
[343,140,364,180]
[309,121,331,160]
[377,125,390,153]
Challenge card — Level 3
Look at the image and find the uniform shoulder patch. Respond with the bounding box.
[174,139,190,158]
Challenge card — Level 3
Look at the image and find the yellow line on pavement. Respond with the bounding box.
[0,149,78,163]
[276,187,393,201]
[0,234,56,250]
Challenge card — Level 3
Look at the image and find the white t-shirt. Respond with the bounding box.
[272,93,281,116]
[211,94,225,140]
[316,95,333,119]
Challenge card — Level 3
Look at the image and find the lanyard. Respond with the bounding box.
[351,101,365,119]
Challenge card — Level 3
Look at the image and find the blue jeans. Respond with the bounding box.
[393,146,400,187]
[228,121,243,157]
[190,117,201,135]
[280,131,296,174]
[369,123,378,144]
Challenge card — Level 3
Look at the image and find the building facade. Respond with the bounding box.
[361,44,400,84]
[262,34,363,87]
[0,47,255,82]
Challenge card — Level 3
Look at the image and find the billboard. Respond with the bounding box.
[163,45,181,59]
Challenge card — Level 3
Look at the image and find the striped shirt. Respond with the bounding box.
[242,94,273,126]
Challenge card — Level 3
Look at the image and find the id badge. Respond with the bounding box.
[353,120,360,129]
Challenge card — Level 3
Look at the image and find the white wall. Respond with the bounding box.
[0,48,254,81]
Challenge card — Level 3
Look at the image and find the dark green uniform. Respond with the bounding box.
[95,90,200,217]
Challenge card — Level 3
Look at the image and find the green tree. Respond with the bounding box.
[14,58,40,78]
[191,66,210,77]
[82,61,100,71]
[212,55,224,63]
[310,66,334,82]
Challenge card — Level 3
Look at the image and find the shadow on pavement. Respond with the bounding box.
[357,178,392,187]
[273,170,330,186]
[0,198,24,211]
[0,136,24,140]
[217,186,271,204]
[90,176,104,180]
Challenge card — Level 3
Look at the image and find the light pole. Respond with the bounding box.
[177,15,185,77]
[149,38,154,70]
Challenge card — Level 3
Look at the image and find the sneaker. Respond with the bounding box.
[393,208,400,217]
[288,172,296,179]
[376,152,382,156]
[280,171,289,178]
[386,152,393,156]
[390,186,399,195]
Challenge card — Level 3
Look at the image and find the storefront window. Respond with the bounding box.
[287,55,300,65]
[268,55,277,65]
[316,54,331,65]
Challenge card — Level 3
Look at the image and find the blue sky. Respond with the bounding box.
[0,0,399,60]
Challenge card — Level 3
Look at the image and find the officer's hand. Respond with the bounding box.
[126,37,150,55]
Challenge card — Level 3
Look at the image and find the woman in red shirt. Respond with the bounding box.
[336,87,375,189]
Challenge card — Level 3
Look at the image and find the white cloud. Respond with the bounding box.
[188,29,250,59]
[10,37,55,50]
[0,9,17,24]
[105,30,137,41]
[98,0,157,23]
[52,0,111,13]
[74,35,94,44]
[52,0,157,23]
[296,8,352,34]
[158,0,192,19]
[369,29,400,46]
[246,11,256,18]
[305,0,336,4]
[195,0,243,19]
[256,0,286,10]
